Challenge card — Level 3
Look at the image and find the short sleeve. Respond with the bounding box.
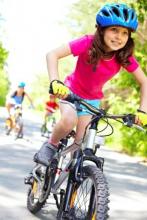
[124,56,139,72]
[69,35,93,56]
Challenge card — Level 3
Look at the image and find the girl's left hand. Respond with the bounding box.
[135,111,147,126]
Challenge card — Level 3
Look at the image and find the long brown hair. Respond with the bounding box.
[88,25,135,69]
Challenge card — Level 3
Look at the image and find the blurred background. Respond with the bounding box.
[0,0,147,157]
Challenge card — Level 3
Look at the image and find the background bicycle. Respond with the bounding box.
[5,104,23,139]
[40,114,56,138]
[41,94,59,138]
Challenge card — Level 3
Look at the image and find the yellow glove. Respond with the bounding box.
[136,110,147,126]
[49,80,69,96]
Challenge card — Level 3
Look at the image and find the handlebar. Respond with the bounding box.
[65,94,146,133]
[14,104,22,109]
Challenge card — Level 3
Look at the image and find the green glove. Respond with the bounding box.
[136,110,147,126]
[49,80,69,96]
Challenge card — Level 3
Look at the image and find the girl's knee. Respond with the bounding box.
[60,116,77,131]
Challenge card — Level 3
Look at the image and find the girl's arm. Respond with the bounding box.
[132,66,147,112]
[46,44,72,82]
[25,93,34,106]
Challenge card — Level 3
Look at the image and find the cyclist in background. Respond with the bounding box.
[42,94,59,129]
[5,82,34,117]
[35,3,147,166]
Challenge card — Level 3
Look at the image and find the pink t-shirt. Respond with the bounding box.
[65,35,139,100]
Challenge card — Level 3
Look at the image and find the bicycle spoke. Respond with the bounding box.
[70,178,95,219]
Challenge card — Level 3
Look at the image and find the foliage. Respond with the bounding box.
[133,0,147,22]
[0,69,9,106]
[0,42,9,106]
[120,126,147,156]
[0,42,8,69]
[29,73,49,111]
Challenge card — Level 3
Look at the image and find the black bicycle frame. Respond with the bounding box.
[60,114,104,215]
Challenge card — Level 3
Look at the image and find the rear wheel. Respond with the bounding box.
[65,165,109,220]
[27,165,53,214]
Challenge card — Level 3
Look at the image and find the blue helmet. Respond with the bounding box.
[18,82,26,88]
[96,3,138,31]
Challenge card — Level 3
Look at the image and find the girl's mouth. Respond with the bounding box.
[111,40,121,46]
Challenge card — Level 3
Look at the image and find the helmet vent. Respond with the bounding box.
[111,7,120,17]
[102,10,110,17]
[131,12,135,19]
[123,9,129,21]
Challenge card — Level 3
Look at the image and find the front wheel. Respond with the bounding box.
[61,165,109,220]
[5,118,13,135]
[41,124,47,136]
[14,116,23,139]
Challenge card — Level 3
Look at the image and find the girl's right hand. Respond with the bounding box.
[49,80,69,99]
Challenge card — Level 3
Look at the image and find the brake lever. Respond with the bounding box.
[123,114,146,132]
[132,124,146,132]
[123,114,135,127]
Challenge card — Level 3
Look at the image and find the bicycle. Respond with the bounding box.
[24,94,145,220]
[41,115,56,137]
[5,104,23,139]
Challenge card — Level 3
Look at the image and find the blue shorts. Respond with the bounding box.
[60,94,100,117]
[77,98,100,117]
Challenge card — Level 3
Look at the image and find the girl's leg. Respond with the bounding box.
[49,102,78,146]
[70,115,92,158]
[5,103,14,117]
[75,115,92,143]
[34,103,78,166]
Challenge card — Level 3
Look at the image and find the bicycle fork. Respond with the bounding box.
[59,150,83,218]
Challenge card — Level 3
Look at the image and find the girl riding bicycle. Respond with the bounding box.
[35,3,147,166]
[41,94,59,136]
[5,82,33,117]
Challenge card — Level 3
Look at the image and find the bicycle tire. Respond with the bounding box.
[5,126,12,135]
[27,166,53,214]
[41,124,47,136]
[15,116,23,139]
[5,118,13,135]
[60,165,109,220]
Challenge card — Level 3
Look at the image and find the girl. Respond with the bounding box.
[5,82,33,116]
[35,3,147,166]
[41,94,59,133]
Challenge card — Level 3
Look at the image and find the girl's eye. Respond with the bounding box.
[123,31,129,35]
[111,28,117,32]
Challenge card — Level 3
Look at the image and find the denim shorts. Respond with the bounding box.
[60,94,100,117]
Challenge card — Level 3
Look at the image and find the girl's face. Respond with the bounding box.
[103,26,129,52]
[18,87,24,93]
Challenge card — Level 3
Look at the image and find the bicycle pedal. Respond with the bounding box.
[24,176,34,185]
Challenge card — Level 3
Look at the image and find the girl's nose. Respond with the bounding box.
[116,32,122,40]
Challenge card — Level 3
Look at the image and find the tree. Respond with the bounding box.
[0,42,9,106]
